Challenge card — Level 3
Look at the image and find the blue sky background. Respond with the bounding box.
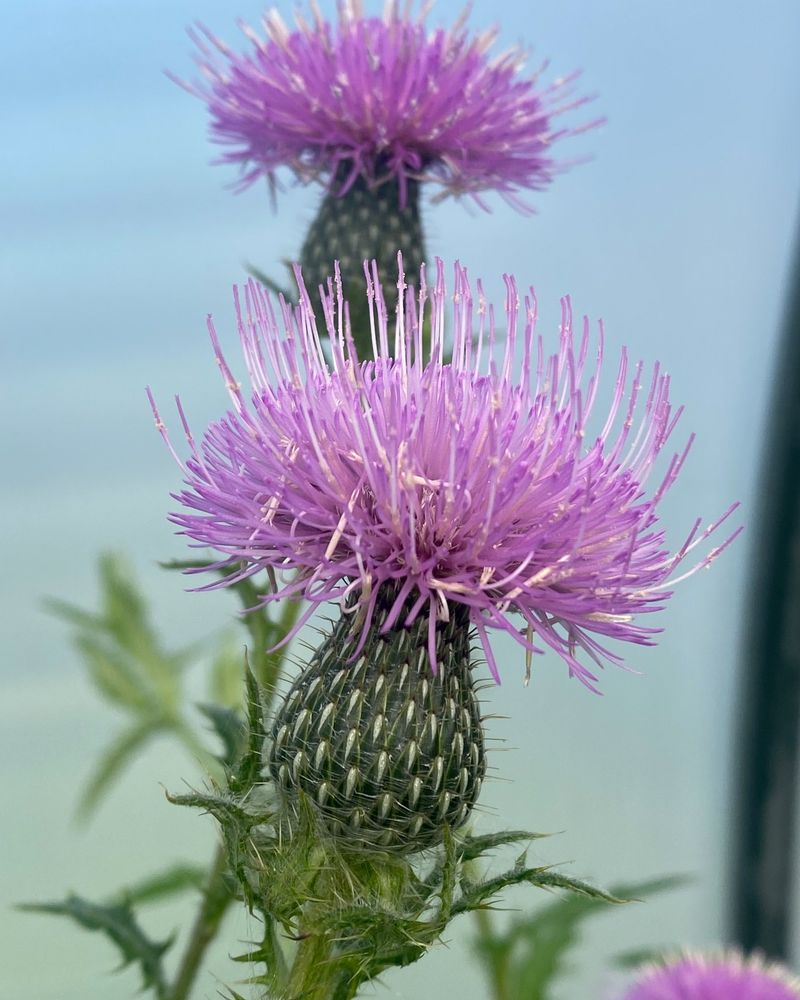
[3,1,800,998]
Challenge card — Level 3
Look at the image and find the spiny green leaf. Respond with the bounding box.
[48,553,217,817]
[232,918,288,996]
[74,634,157,712]
[198,702,246,769]
[98,554,167,666]
[607,874,689,904]
[43,597,103,632]
[474,874,687,1000]
[19,894,172,998]
[458,830,548,865]
[77,719,163,821]
[48,553,188,714]
[454,866,624,919]
[113,863,207,907]
[229,664,266,793]
[521,871,628,904]
[438,828,458,920]
[166,789,258,829]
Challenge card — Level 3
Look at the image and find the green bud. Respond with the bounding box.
[299,162,426,359]
[268,599,486,853]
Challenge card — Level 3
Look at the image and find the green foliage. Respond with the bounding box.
[46,553,187,716]
[198,702,246,769]
[614,946,678,970]
[458,830,549,864]
[47,553,301,821]
[169,667,630,1000]
[471,874,687,1000]
[18,894,174,998]
[210,631,250,708]
[167,667,273,919]
[230,663,269,793]
[45,553,223,819]
[78,718,166,817]
[37,553,301,998]
[113,863,208,907]
[42,551,673,1000]
[453,864,625,921]
[161,558,299,705]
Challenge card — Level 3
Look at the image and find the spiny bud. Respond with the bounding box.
[268,600,485,852]
[299,162,425,358]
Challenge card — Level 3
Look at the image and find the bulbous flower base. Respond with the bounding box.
[268,602,486,852]
[299,162,425,359]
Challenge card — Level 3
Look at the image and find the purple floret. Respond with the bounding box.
[149,258,739,691]
[620,950,800,1000]
[177,2,598,209]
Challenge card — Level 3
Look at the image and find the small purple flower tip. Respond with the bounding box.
[619,949,800,1000]
[175,2,599,210]
[150,257,740,691]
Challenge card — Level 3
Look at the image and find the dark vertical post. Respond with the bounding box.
[732,231,800,954]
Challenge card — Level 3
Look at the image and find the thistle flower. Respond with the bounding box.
[619,950,800,1000]
[177,3,598,354]
[150,257,737,690]
[149,258,738,849]
[181,2,593,209]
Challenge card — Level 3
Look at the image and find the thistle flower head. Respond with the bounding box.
[619,950,800,1000]
[178,1,596,210]
[149,258,739,692]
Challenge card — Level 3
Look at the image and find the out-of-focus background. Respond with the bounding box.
[3,1,800,997]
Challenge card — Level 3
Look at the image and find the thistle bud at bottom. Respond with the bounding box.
[268,600,486,853]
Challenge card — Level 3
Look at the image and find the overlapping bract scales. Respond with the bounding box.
[268,602,485,850]
[179,1,596,209]
[149,257,739,691]
[620,951,800,1000]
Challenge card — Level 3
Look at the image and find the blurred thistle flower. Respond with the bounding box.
[179,2,593,209]
[149,257,738,849]
[175,3,599,354]
[619,950,800,1000]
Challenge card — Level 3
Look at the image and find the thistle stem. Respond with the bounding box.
[285,929,337,1000]
[169,842,233,1000]
[473,908,510,1000]
[169,597,302,999]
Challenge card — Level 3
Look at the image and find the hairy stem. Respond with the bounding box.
[169,843,233,1000]
[285,927,337,1000]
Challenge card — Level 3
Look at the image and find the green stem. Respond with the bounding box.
[473,908,509,1000]
[167,598,302,999]
[169,843,234,1000]
[285,928,336,1000]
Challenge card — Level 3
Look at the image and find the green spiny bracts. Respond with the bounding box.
[299,162,426,359]
[268,600,485,853]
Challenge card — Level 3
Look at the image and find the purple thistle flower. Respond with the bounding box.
[148,258,739,692]
[177,2,597,210]
[619,950,800,1000]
